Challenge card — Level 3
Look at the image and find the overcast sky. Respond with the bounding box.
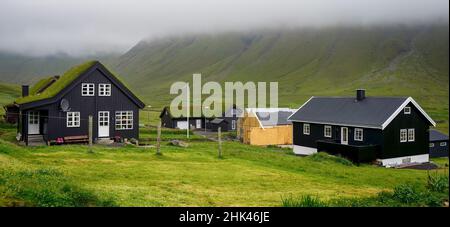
[0,0,448,56]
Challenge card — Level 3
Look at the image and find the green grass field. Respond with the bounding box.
[0,120,448,207]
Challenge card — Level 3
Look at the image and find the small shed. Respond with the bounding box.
[429,129,449,158]
[210,118,229,132]
[3,103,19,124]
[237,108,295,146]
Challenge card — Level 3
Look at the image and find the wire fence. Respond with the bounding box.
[3,112,132,123]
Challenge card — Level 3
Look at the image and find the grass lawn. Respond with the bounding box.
[0,122,448,207]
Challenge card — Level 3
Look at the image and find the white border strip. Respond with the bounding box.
[287,96,314,121]
[381,97,436,129]
[289,120,382,129]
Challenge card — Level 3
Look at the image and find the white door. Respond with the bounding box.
[28,111,40,135]
[176,121,188,129]
[341,127,348,145]
[98,111,110,137]
[196,119,202,128]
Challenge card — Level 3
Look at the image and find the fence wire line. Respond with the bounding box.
[3,112,133,123]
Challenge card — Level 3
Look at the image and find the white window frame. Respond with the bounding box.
[81,83,95,96]
[66,112,80,128]
[408,128,415,142]
[303,123,310,135]
[400,129,407,142]
[402,157,412,164]
[115,111,133,130]
[354,128,364,141]
[231,120,236,130]
[324,125,332,138]
[440,142,447,147]
[404,106,411,114]
[196,119,202,128]
[99,83,111,96]
[28,111,39,124]
[429,143,435,148]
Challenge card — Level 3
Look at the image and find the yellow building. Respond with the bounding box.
[237,108,295,146]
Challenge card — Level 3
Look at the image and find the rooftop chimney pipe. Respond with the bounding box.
[356,89,365,101]
[22,85,29,97]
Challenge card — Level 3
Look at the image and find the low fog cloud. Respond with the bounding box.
[0,0,448,56]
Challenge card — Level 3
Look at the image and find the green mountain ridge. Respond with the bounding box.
[0,52,118,84]
[112,25,448,104]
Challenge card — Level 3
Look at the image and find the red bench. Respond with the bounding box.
[63,135,89,144]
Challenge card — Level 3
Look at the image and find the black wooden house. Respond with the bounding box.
[288,89,436,167]
[209,106,242,132]
[160,106,212,130]
[429,129,448,158]
[9,61,145,145]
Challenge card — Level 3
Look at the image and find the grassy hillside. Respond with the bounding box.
[0,123,448,207]
[0,52,117,85]
[112,24,449,132]
[0,83,20,114]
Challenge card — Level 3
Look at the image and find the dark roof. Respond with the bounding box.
[289,96,419,129]
[256,110,294,127]
[430,129,449,142]
[210,118,226,124]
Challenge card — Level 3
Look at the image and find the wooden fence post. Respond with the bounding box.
[156,121,162,155]
[88,115,93,153]
[218,127,222,159]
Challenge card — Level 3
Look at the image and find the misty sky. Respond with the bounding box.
[0,0,448,56]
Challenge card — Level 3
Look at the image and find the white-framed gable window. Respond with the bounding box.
[408,128,415,142]
[99,84,111,96]
[400,129,407,142]
[81,83,94,96]
[429,143,435,148]
[303,123,310,135]
[115,111,133,130]
[440,142,447,147]
[404,106,411,114]
[354,128,364,141]
[324,125,332,138]
[67,112,80,127]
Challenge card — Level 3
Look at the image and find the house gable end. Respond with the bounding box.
[381,97,436,130]
[19,62,145,110]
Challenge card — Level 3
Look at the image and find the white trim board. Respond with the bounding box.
[247,111,266,130]
[293,145,317,155]
[378,154,429,167]
[287,96,314,121]
[380,97,436,129]
[246,107,294,130]
[289,119,382,129]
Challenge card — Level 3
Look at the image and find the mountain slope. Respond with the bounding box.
[113,25,447,99]
[0,82,20,114]
[0,52,118,85]
[110,24,448,131]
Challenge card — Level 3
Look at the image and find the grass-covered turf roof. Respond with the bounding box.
[29,76,56,96]
[15,61,98,104]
